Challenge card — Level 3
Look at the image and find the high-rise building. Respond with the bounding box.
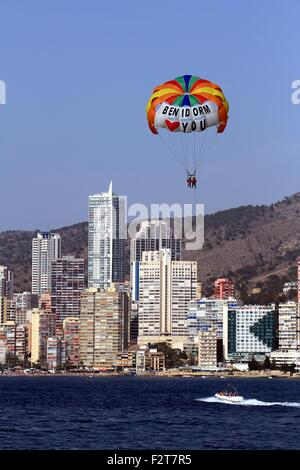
[88,182,126,289]
[0,296,6,324]
[130,220,181,303]
[298,259,300,303]
[130,219,181,264]
[39,291,51,311]
[30,308,57,365]
[196,282,203,300]
[13,292,38,325]
[198,328,218,369]
[80,286,129,369]
[0,297,16,324]
[269,300,300,367]
[278,301,299,351]
[46,337,66,370]
[223,305,278,362]
[63,317,80,366]
[14,292,38,312]
[0,322,28,365]
[0,265,14,299]
[32,232,61,295]
[138,249,197,349]
[214,278,235,300]
[51,256,84,322]
[186,298,238,362]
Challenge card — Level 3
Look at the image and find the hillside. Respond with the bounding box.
[183,192,300,299]
[1,193,300,296]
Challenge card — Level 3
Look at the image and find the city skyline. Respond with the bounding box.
[0,0,299,231]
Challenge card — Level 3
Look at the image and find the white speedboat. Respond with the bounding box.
[215,386,244,402]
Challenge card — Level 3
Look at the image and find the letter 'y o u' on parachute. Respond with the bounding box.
[146,75,229,176]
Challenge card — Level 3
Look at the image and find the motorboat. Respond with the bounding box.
[215,386,244,402]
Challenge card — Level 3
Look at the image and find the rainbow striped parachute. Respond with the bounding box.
[146,74,229,135]
[146,75,229,178]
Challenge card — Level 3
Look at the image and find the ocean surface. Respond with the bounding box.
[0,376,300,450]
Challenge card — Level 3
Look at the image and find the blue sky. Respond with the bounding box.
[0,0,299,230]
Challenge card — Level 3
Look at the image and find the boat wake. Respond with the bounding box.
[196,397,300,408]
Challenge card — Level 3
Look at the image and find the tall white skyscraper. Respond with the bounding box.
[32,232,61,295]
[138,249,197,349]
[88,182,126,289]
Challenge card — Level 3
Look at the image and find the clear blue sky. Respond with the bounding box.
[0,0,299,230]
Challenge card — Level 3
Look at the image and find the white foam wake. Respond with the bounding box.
[196,397,300,408]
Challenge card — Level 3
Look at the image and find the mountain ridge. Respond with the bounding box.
[1,192,300,295]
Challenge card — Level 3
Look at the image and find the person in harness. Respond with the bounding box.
[187,171,197,188]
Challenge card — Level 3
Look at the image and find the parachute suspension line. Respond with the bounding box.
[192,131,197,173]
[198,129,218,170]
[196,128,208,170]
[179,131,188,172]
[157,131,186,171]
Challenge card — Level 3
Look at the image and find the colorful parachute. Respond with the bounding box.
[147,74,229,135]
[146,75,229,184]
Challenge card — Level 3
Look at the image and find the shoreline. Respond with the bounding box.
[1,371,300,379]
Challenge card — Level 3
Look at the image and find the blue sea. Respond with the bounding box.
[0,376,299,450]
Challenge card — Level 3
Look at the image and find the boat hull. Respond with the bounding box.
[215,393,244,402]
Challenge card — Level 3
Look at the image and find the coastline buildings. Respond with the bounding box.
[278,301,298,350]
[0,322,28,365]
[63,317,80,366]
[3,179,300,373]
[32,232,61,295]
[186,298,238,364]
[137,249,197,349]
[198,328,218,369]
[269,301,300,367]
[51,256,84,322]
[223,305,278,362]
[46,337,66,370]
[80,286,129,369]
[30,307,57,365]
[268,263,300,366]
[88,182,126,290]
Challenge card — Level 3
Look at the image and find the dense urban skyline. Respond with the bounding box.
[0,178,299,372]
